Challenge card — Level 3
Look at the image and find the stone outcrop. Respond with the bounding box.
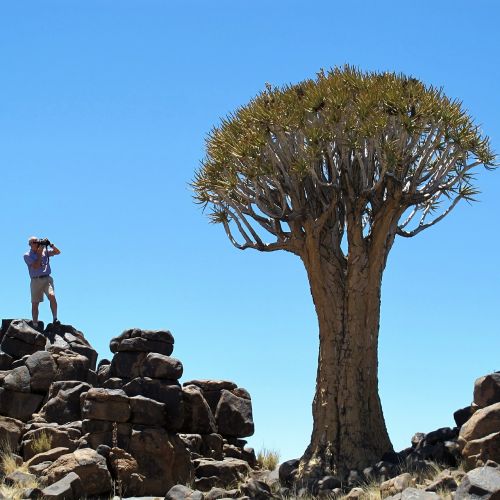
[0,319,257,498]
[459,371,500,468]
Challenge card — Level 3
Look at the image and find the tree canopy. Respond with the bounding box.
[194,66,495,256]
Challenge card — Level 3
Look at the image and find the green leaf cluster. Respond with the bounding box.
[194,65,495,218]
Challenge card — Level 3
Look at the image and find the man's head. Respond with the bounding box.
[28,236,39,249]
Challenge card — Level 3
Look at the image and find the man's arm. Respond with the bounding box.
[48,243,61,256]
[24,246,44,269]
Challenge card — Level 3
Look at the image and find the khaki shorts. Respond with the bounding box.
[30,276,55,303]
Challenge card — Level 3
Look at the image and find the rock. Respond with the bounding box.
[39,381,91,424]
[380,473,414,496]
[454,405,474,428]
[475,373,500,408]
[215,390,254,438]
[26,447,71,468]
[424,427,457,445]
[195,458,251,487]
[202,434,224,461]
[411,432,426,448]
[1,320,46,358]
[53,352,90,382]
[110,351,146,379]
[454,465,500,498]
[108,446,144,496]
[22,427,79,460]
[0,387,44,421]
[181,385,217,434]
[3,365,31,392]
[0,351,13,370]
[102,377,124,389]
[129,426,193,496]
[204,487,240,499]
[81,388,131,422]
[42,448,112,497]
[110,328,174,355]
[183,380,238,414]
[82,419,132,449]
[165,484,205,500]
[141,353,183,380]
[129,395,167,426]
[4,469,36,486]
[123,377,184,430]
[462,432,500,469]
[239,478,272,499]
[28,461,53,476]
[317,475,342,491]
[425,471,458,492]
[41,471,83,499]
[345,487,364,498]
[0,415,24,451]
[459,403,500,444]
[22,486,44,498]
[279,459,299,487]
[387,488,441,499]
[25,351,57,393]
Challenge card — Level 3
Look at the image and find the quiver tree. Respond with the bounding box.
[193,66,495,478]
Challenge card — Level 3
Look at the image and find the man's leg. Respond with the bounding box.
[31,302,40,325]
[48,294,58,322]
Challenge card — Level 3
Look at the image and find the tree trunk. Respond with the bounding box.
[297,231,393,479]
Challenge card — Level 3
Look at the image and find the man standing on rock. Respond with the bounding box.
[24,236,61,329]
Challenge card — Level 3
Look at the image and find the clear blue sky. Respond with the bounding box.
[1,1,499,462]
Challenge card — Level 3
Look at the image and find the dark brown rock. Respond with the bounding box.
[460,403,500,445]
[3,365,31,392]
[166,484,205,500]
[0,387,44,421]
[1,320,46,358]
[39,381,91,424]
[110,351,146,378]
[0,415,24,451]
[53,352,90,382]
[129,395,167,426]
[25,351,57,393]
[82,419,132,449]
[81,388,131,422]
[122,377,184,430]
[129,426,193,496]
[110,328,174,354]
[26,447,71,468]
[22,427,79,460]
[41,471,83,500]
[181,384,217,434]
[454,465,500,499]
[108,446,144,496]
[215,390,254,438]
[194,457,251,488]
[42,449,112,497]
[141,352,183,379]
[475,373,500,408]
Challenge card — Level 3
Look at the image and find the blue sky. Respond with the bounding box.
[1,1,499,461]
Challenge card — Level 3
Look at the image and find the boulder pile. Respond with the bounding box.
[0,319,257,499]
[278,370,500,499]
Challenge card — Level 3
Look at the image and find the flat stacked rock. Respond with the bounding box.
[458,372,500,468]
[82,328,193,496]
[181,379,256,491]
[0,320,259,498]
[0,320,97,422]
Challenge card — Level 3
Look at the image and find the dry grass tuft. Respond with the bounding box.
[257,447,280,471]
[30,430,53,456]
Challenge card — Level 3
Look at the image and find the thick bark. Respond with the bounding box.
[297,228,393,479]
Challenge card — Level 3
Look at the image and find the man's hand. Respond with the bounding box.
[49,243,61,256]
